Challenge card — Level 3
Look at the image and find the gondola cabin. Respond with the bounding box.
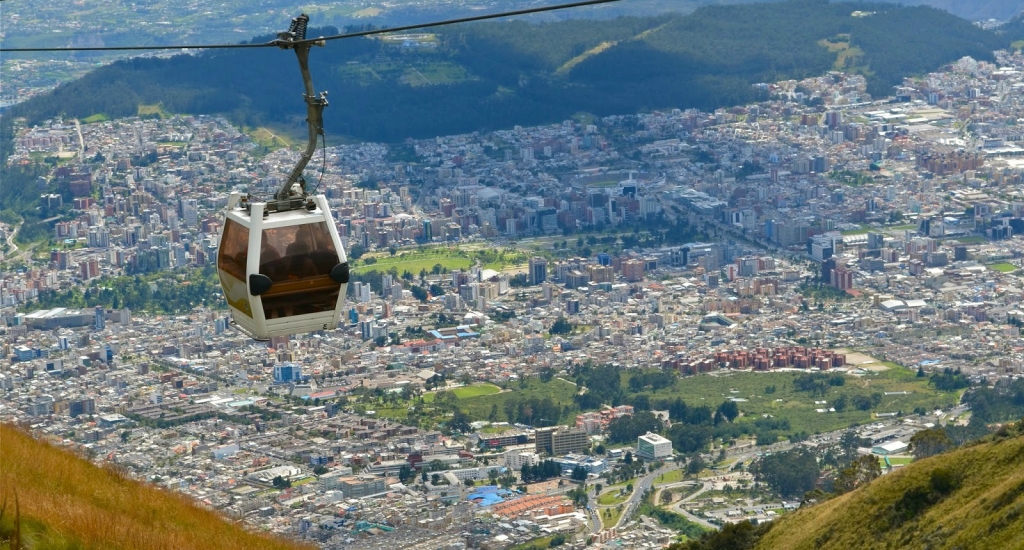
[217,192,349,340]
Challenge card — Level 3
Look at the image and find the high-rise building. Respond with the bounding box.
[94,306,105,331]
[622,259,644,282]
[422,219,433,242]
[831,264,854,291]
[529,257,548,286]
[535,426,589,456]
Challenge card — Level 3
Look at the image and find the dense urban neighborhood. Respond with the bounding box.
[6,31,1024,549]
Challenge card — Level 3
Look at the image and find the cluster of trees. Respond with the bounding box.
[626,371,676,392]
[30,267,220,314]
[793,373,846,396]
[572,364,624,410]
[963,378,1024,423]
[607,411,663,445]
[667,520,773,550]
[832,392,882,412]
[500,396,567,427]
[519,460,562,483]
[548,317,573,336]
[930,368,971,392]
[909,427,954,460]
[831,454,881,495]
[751,448,820,498]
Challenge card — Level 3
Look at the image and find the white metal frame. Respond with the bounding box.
[219,192,347,340]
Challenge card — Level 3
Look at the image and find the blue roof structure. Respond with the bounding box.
[467,485,514,507]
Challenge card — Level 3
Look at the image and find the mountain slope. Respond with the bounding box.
[0,424,311,550]
[752,427,1024,550]
[2,1,1013,144]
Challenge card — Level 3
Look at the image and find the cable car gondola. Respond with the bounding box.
[217,15,349,340]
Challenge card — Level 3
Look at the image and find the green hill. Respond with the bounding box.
[674,424,1024,550]
[2,1,1015,145]
[0,424,311,550]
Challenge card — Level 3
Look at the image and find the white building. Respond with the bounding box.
[637,432,672,460]
[505,450,541,471]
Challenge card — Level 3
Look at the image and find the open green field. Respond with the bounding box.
[881,456,914,466]
[601,505,624,529]
[246,126,295,150]
[138,103,169,118]
[988,262,1018,273]
[460,377,579,422]
[352,247,526,275]
[656,469,685,485]
[452,384,502,399]
[631,367,959,436]
[598,491,630,506]
[840,224,872,236]
[424,383,502,402]
[82,113,109,123]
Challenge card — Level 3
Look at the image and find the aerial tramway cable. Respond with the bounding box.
[0,0,623,53]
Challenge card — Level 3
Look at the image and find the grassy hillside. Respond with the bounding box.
[0,424,311,550]
[2,1,1012,146]
[751,426,1024,550]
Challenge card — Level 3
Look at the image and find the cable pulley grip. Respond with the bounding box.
[289,15,309,41]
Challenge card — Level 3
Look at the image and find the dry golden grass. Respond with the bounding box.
[0,424,312,550]
[755,430,1024,550]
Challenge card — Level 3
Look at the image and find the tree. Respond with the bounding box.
[465,478,475,487]
[410,285,428,302]
[549,317,573,336]
[717,400,739,422]
[272,476,292,489]
[910,427,953,459]
[120,430,131,443]
[661,490,673,504]
[431,473,441,485]
[399,464,416,484]
[687,456,706,478]
[571,465,588,481]
[549,533,567,547]
[626,483,634,494]
[313,465,329,476]
[833,454,881,494]
[449,408,471,433]
[751,448,820,498]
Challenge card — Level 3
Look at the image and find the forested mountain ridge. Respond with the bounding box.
[2,1,1020,145]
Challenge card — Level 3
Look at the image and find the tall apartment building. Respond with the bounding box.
[535,426,589,456]
[621,259,644,282]
[529,257,548,286]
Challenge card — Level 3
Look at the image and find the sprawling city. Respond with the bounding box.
[4,2,1024,550]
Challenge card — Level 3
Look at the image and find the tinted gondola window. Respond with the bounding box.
[218,219,248,281]
[218,219,253,318]
[260,222,341,319]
